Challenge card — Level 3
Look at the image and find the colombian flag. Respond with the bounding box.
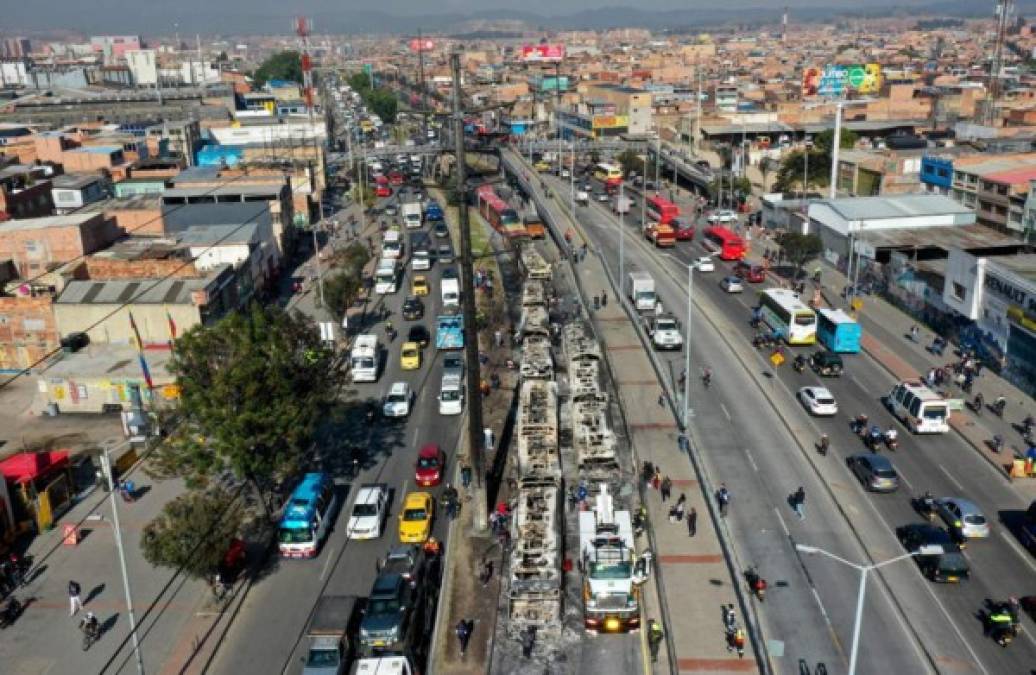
[128,311,154,390]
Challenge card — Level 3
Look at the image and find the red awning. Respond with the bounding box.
[0,450,71,485]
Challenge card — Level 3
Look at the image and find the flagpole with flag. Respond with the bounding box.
[128,311,154,391]
[165,306,177,349]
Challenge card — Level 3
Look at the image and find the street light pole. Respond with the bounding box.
[99,443,145,675]
[796,544,920,675]
[618,181,626,283]
[829,101,844,200]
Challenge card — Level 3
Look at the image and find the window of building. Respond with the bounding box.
[951,282,966,302]
[0,315,8,325]
[76,384,88,399]
[937,168,949,178]
[22,318,45,332]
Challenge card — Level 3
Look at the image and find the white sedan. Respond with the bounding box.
[720,276,744,293]
[695,256,715,273]
[707,210,738,224]
[797,386,839,416]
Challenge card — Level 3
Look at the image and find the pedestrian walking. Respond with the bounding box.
[479,558,494,587]
[687,507,697,537]
[647,619,664,663]
[910,324,919,342]
[455,618,474,655]
[494,330,503,348]
[717,484,731,517]
[658,391,666,407]
[601,290,608,307]
[660,476,673,502]
[652,469,662,492]
[520,626,536,659]
[792,486,806,520]
[68,579,83,616]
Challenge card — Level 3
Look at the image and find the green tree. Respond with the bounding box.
[781,232,824,277]
[324,244,371,320]
[615,150,643,180]
[141,488,243,583]
[814,128,859,154]
[252,51,303,88]
[149,304,339,512]
[352,184,377,207]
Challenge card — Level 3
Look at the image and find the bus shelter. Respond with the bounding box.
[0,450,74,534]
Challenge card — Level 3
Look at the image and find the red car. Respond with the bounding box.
[388,171,404,186]
[672,220,695,241]
[415,443,446,487]
[375,185,392,198]
[734,261,766,283]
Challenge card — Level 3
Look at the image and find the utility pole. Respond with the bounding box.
[695,67,703,150]
[417,29,429,143]
[451,52,488,533]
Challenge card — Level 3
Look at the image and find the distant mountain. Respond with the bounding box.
[5,0,1035,36]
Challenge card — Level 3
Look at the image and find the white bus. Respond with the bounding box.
[350,334,380,383]
[381,230,403,259]
[758,289,817,345]
[886,380,951,434]
[374,258,400,295]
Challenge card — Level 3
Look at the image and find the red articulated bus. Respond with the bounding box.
[702,225,747,261]
[475,184,527,239]
[645,195,680,225]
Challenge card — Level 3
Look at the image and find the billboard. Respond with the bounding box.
[592,115,628,129]
[535,76,569,93]
[521,44,565,62]
[409,38,435,52]
[802,64,882,97]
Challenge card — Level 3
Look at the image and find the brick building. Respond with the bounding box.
[0,213,122,278]
[0,294,59,373]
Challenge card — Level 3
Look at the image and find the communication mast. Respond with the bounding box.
[782,6,788,44]
[986,0,1014,126]
[296,16,315,124]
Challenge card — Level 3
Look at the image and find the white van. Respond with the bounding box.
[350,334,380,383]
[438,373,464,416]
[382,230,403,260]
[441,278,460,309]
[374,258,400,295]
[886,380,951,433]
[402,202,423,229]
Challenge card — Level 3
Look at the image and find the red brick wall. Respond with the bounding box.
[0,180,54,219]
[0,214,120,278]
[0,294,59,371]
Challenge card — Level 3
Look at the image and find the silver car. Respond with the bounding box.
[847,453,900,493]
[934,497,990,539]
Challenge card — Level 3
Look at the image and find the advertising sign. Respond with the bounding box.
[592,115,629,129]
[801,63,882,97]
[536,76,569,93]
[521,44,565,62]
[409,38,435,52]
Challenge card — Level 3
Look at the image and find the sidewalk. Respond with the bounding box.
[516,152,759,674]
[755,240,1036,498]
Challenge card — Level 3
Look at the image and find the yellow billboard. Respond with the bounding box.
[592,115,629,129]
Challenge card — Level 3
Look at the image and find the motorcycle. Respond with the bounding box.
[993,397,1007,418]
[885,434,899,452]
[911,492,937,521]
[745,566,767,602]
[850,415,869,437]
[632,506,648,537]
[0,596,22,629]
[792,356,806,374]
[816,435,830,456]
[982,600,1021,648]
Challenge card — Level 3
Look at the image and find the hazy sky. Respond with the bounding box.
[2,0,968,33]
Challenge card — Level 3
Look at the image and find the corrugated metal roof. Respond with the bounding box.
[820,194,974,221]
[0,212,101,233]
[55,275,214,305]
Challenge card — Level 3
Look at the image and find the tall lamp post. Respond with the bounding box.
[682,252,719,429]
[99,441,145,675]
[796,544,920,675]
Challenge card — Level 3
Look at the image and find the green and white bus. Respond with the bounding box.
[758,289,817,345]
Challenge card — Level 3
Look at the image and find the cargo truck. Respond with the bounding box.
[303,595,360,675]
[436,314,464,350]
[627,271,656,312]
[579,485,640,634]
[643,222,676,248]
[612,194,631,215]
[401,202,422,229]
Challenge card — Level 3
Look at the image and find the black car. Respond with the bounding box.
[401,295,425,321]
[809,350,844,377]
[437,243,455,264]
[896,523,969,583]
[407,324,431,347]
[433,222,450,239]
[441,267,458,281]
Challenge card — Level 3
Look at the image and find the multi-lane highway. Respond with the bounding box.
[208,184,464,675]
[525,159,1036,674]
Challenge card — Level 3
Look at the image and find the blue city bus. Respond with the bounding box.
[816,308,862,353]
[278,473,340,558]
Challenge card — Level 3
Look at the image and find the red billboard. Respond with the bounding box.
[409,38,435,52]
[521,44,565,62]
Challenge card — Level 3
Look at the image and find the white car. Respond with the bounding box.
[382,382,412,418]
[347,483,388,540]
[438,373,464,416]
[797,386,839,416]
[695,257,715,273]
[720,276,743,293]
[708,210,738,224]
[560,168,570,178]
[411,250,431,271]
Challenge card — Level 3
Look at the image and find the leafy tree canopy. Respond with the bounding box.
[150,303,339,505]
[252,51,303,88]
[141,488,243,581]
[781,232,824,273]
[324,244,371,320]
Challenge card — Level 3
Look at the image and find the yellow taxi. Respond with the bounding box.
[398,491,434,543]
[534,161,552,172]
[411,275,430,296]
[400,341,422,370]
